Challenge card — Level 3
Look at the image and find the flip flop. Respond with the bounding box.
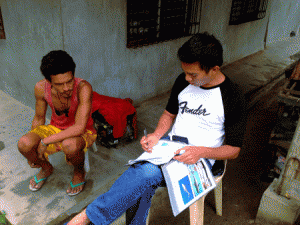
[67,181,86,196]
[29,175,48,191]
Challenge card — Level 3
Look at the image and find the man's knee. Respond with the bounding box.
[18,133,39,153]
[61,138,85,156]
[137,163,163,183]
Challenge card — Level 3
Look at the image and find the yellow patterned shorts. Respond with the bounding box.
[30,125,97,160]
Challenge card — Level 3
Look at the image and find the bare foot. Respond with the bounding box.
[67,209,90,224]
[67,169,86,195]
[29,164,53,190]
[28,160,41,168]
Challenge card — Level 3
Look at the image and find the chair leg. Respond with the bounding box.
[146,208,150,225]
[214,180,222,216]
[91,141,98,152]
[189,195,206,225]
[84,150,90,174]
[189,175,223,224]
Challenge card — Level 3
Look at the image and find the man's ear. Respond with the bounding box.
[212,65,220,72]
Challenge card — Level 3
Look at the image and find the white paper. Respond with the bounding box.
[127,140,188,165]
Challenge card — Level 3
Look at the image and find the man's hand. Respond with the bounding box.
[173,146,204,164]
[37,141,47,161]
[140,133,159,153]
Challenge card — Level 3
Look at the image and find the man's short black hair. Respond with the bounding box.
[178,32,223,73]
[40,50,76,81]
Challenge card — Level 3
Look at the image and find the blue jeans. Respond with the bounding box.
[85,162,165,225]
[64,136,223,225]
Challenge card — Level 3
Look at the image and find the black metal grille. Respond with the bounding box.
[0,7,5,39]
[229,0,268,25]
[127,0,203,48]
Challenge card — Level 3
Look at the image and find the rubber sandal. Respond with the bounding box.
[29,175,48,191]
[67,181,86,196]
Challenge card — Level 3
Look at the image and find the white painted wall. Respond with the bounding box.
[266,0,300,45]
[199,0,271,63]
[0,0,298,111]
[60,0,183,105]
[0,0,63,109]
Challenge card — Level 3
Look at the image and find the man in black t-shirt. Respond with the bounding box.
[65,32,247,225]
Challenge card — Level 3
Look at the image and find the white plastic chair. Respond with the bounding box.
[83,142,99,173]
[146,161,227,225]
[189,173,224,225]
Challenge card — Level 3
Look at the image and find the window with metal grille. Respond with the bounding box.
[127,0,203,48]
[229,0,268,25]
[0,7,5,39]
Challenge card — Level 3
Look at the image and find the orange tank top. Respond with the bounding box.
[44,77,96,133]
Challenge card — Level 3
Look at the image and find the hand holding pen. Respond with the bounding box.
[144,128,148,140]
[140,128,159,153]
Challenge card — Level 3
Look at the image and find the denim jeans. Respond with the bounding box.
[85,162,165,225]
[64,135,223,225]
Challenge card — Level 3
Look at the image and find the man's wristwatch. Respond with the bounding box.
[40,139,48,147]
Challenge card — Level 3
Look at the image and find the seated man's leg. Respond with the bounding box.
[84,162,164,225]
[126,190,158,225]
[18,132,54,189]
[61,137,87,195]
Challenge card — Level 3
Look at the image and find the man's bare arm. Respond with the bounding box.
[140,110,176,152]
[174,145,241,164]
[153,110,177,139]
[31,81,48,130]
[42,81,93,145]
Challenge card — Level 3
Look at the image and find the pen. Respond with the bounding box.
[174,150,185,156]
[144,128,149,149]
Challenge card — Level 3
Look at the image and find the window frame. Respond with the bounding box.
[0,7,5,39]
[229,0,269,25]
[127,0,203,48]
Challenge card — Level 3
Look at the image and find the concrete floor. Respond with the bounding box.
[1,35,300,225]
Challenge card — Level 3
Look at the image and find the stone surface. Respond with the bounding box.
[256,179,300,225]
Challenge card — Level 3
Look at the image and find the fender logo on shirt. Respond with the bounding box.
[179,101,210,116]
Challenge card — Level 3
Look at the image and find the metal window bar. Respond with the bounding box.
[127,0,160,48]
[258,0,268,19]
[0,7,5,39]
[188,0,202,35]
[160,0,187,40]
[246,0,259,14]
[157,0,161,39]
[127,0,202,48]
[229,0,268,25]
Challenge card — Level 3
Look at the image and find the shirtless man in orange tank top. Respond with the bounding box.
[18,50,96,196]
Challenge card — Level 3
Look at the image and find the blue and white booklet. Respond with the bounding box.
[162,158,216,216]
[127,139,216,216]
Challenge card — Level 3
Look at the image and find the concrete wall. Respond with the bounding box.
[0,0,298,112]
[60,0,183,106]
[266,0,300,45]
[0,0,63,110]
[200,0,270,63]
